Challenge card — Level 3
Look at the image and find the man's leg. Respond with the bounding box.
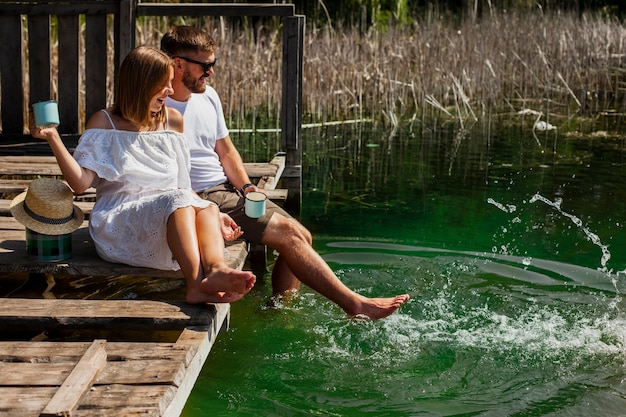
[261,214,409,319]
[271,254,301,295]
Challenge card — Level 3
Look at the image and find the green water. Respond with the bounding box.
[183,124,626,416]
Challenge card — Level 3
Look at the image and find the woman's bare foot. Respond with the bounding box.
[201,265,256,295]
[345,294,410,320]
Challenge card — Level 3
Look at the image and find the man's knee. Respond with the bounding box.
[263,214,312,247]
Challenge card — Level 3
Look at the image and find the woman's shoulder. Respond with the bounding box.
[85,108,115,129]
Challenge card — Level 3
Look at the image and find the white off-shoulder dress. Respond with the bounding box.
[73,125,212,271]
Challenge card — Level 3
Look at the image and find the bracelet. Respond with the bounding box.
[240,183,255,194]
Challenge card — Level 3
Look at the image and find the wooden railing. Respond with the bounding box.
[0,0,303,203]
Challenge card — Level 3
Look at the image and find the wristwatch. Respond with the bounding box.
[240,183,255,195]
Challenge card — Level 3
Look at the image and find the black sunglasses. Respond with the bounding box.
[175,56,217,73]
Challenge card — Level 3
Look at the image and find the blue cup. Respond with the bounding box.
[245,191,267,218]
[32,100,60,128]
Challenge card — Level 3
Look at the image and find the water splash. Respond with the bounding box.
[529,193,612,275]
[487,198,517,213]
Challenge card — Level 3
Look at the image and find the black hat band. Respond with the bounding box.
[23,201,75,225]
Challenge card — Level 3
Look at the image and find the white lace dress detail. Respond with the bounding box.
[73,128,213,270]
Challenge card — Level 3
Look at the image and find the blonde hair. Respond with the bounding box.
[112,46,173,128]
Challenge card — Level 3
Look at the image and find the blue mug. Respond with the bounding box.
[33,100,60,128]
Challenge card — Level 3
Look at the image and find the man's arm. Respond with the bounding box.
[215,135,258,194]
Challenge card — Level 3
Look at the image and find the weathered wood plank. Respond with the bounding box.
[0,341,194,364]
[58,14,81,134]
[0,198,95,214]
[0,298,229,415]
[0,387,58,416]
[79,384,174,414]
[40,339,107,417]
[0,14,24,135]
[85,14,109,122]
[0,218,248,277]
[137,3,295,17]
[28,15,52,104]
[0,298,228,334]
[0,155,286,178]
[0,359,185,387]
[164,304,230,417]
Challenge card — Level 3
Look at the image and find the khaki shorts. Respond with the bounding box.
[198,182,292,245]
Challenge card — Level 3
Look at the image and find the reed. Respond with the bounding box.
[38,8,626,133]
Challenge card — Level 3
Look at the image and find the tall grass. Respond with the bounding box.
[135,9,625,133]
[33,9,615,135]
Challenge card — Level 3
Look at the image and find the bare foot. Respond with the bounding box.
[201,266,256,295]
[346,294,410,320]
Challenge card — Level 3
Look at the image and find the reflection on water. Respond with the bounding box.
[181,124,626,416]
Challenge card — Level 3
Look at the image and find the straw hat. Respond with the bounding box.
[10,178,84,235]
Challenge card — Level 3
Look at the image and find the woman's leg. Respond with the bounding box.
[167,206,254,304]
[196,204,256,296]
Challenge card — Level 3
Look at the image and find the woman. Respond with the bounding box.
[30,46,255,303]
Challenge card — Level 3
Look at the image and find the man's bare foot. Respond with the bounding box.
[345,294,410,320]
[201,265,256,295]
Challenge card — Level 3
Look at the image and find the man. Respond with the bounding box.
[161,26,409,319]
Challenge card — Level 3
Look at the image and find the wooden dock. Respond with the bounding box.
[0,298,230,417]
[0,153,287,416]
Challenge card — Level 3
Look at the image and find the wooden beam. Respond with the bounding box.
[40,339,107,417]
[0,299,226,333]
[137,3,295,17]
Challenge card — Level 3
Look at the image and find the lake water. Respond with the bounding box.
[182,123,626,416]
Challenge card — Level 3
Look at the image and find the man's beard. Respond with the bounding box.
[182,70,207,94]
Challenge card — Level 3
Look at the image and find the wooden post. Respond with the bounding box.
[58,15,80,135]
[116,0,137,78]
[281,15,305,214]
[0,14,23,136]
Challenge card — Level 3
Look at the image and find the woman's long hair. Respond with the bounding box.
[112,46,172,128]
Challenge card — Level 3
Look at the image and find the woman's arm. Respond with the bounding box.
[30,116,96,194]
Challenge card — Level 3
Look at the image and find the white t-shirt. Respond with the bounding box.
[165,87,229,192]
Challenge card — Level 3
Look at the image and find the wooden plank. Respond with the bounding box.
[78,384,174,415]
[281,16,304,153]
[0,3,119,15]
[0,318,230,415]
[117,0,136,74]
[0,198,95,214]
[0,14,24,135]
[0,299,222,332]
[40,339,107,417]
[0,359,184,387]
[0,218,249,277]
[85,14,108,121]
[0,341,192,363]
[164,304,230,417]
[0,161,63,175]
[137,3,295,17]
[28,15,52,104]
[0,155,285,178]
[58,14,81,135]
[0,387,58,416]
